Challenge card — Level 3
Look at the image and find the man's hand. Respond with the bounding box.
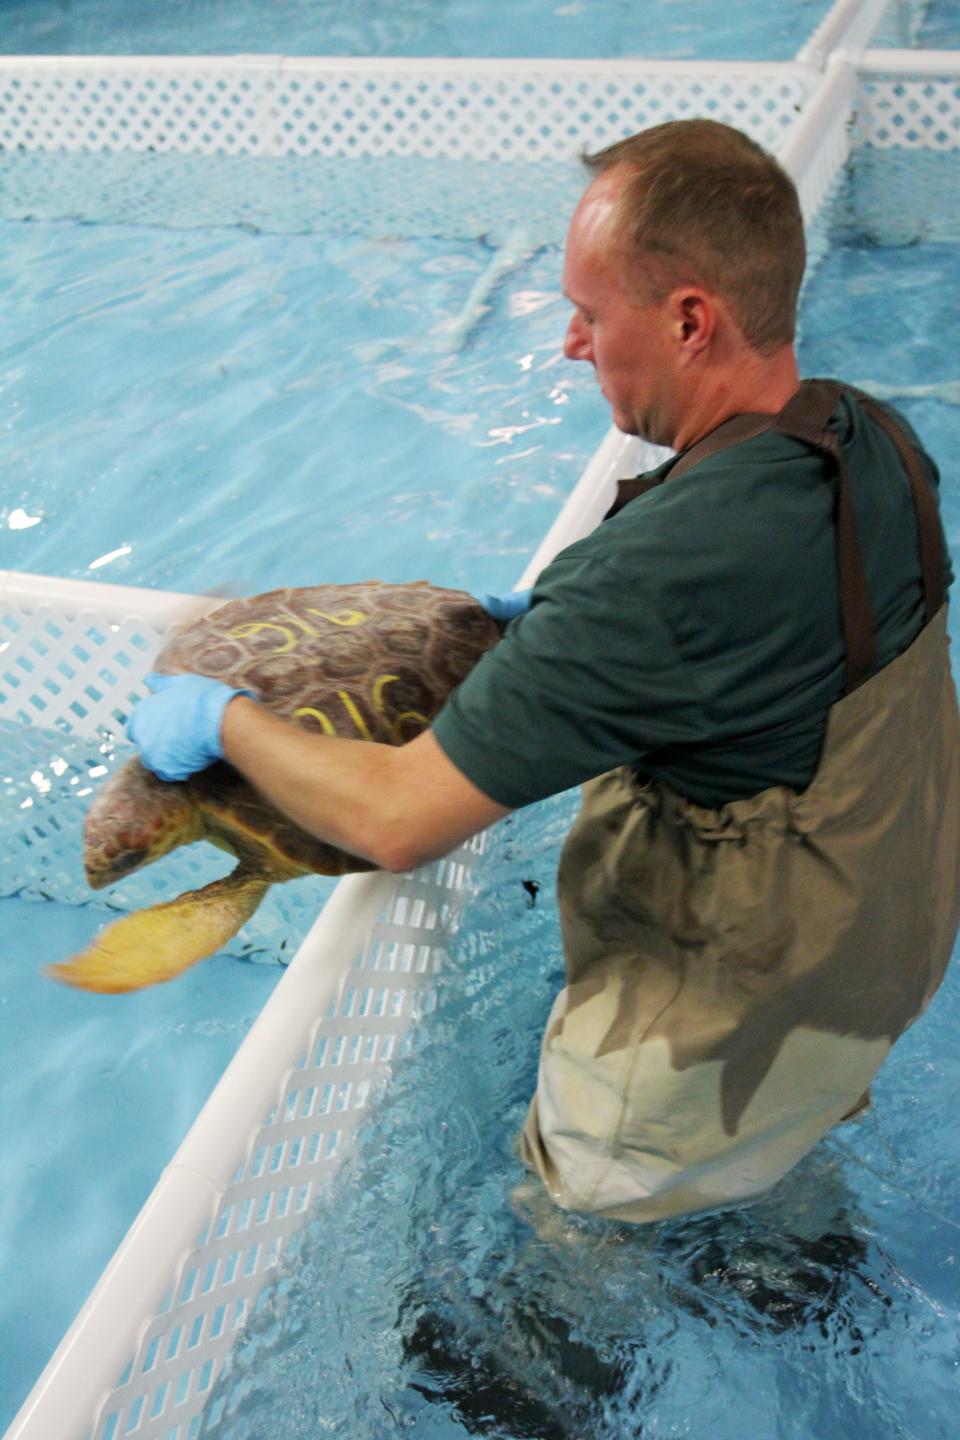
[474,589,533,624]
[128,672,252,782]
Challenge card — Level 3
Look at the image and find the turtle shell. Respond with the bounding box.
[153,580,502,875]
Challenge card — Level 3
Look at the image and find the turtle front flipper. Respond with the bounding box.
[47,864,271,994]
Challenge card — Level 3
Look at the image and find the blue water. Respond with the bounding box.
[877,0,960,48]
[919,0,960,47]
[0,896,280,1431]
[1,0,833,61]
[0,222,599,597]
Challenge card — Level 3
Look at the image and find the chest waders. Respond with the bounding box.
[520,379,960,1224]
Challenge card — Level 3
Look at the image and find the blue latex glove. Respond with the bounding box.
[127,672,252,782]
[474,588,533,624]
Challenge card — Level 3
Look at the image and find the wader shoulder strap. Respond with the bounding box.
[604,411,772,519]
[772,378,876,694]
[779,378,949,687]
[604,378,945,694]
[845,385,947,624]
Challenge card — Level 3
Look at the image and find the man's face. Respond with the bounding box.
[562,170,680,447]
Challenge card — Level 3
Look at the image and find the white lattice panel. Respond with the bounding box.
[0,58,816,241]
[856,69,960,149]
[0,57,814,160]
[0,602,158,737]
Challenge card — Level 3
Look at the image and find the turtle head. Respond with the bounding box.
[83,758,203,890]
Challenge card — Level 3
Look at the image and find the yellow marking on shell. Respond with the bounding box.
[372,673,430,745]
[293,673,427,745]
[293,706,337,735]
[228,620,297,653]
[391,710,431,740]
[304,607,368,627]
[372,673,399,712]
[287,615,322,638]
[337,690,373,741]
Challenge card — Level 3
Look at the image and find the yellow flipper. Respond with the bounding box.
[47,867,271,994]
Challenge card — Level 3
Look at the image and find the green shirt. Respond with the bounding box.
[433,392,950,809]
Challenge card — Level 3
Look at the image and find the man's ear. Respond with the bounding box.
[675,288,714,349]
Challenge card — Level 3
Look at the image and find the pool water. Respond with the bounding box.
[0,214,603,1430]
[0,0,835,61]
[190,238,960,1439]
[0,895,281,1432]
[198,734,960,1439]
[890,0,960,48]
[0,222,599,598]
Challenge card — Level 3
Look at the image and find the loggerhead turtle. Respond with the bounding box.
[48,581,501,995]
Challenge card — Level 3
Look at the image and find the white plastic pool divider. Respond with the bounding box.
[0,55,819,242]
[798,0,930,66]
[836,47,960,245]
[0,54,815,157]
[850,44,960,139]
[2,50,865,1437]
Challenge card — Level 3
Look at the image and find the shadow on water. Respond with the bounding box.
[200,1101,899,1440]
[395,1151,889,1440]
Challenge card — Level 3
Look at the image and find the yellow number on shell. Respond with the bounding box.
[293,706,336,735]
[335,691,373,741]
[228,621,298,654]
[293,692,372,741]
[293,673,429,745]
[304,608,368,628]
[373,673,430,745]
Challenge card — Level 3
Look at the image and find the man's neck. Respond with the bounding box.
[672,346,800,453]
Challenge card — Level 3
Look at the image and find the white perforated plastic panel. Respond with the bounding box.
[88,845,484,1440]
[847,54,960,244]
[856,65,960,149]
[0,58,816,239]
[0,57,812,159]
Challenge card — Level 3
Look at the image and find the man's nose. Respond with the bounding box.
[564,314,591,362]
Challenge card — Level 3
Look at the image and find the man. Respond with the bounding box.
[130,120,960,1223]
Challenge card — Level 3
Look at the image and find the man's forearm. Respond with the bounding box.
[220,696,509,873]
